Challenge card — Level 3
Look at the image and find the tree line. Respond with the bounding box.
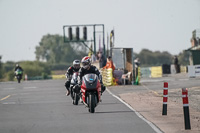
[135,49,190,67]
[0,34,190,81]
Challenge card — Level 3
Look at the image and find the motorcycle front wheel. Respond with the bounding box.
[17,76,21,83]
[88,94,95,113]
[74,93,79,105]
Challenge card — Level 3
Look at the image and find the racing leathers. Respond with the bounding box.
[65,66,80,91]
[14,66,23,76]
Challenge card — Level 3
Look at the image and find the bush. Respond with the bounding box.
[49,63,70,70]
[7,71,15,81]
[41,72,48,79]
[20,61,51,77]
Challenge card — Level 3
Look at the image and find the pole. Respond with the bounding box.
[107,33,109,57]
[93,25,96,55]
[103,25,106,57]
[182,88,191,130]
[162,82,168,115]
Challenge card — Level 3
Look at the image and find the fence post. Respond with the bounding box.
[162,82,168,115]
[182,88,191,130]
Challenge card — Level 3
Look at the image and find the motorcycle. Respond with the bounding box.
[15,69,22,83]
[70,72,80,105]
[80,74,101,113]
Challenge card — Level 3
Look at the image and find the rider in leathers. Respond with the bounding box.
[65,60,80,96]
[14,64,23,77]
[77,56,106,93]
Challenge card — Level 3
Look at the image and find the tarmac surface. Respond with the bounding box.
[0,73,199,133]
[0,79,159,133]
[108,73,200,133]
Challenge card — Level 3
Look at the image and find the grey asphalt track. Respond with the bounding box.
[0,80,158,133]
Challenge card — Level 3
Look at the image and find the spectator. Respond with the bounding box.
[103,56,115,70]
[96,51,106,68]
[134,58,140,84]
[174,56,179,73]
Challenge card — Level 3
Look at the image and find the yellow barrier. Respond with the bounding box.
[52,75,66,79]
[180,66,187,73]
[101,68,114,86]
[151,66,162,78]
[138,67,141,83]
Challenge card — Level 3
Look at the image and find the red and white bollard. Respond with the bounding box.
[162,82,168,115]
[182,88,191,130]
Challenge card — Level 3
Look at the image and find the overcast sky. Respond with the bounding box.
[0,0,200,62]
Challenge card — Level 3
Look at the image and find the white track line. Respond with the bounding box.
[106,89,163,133]
[23,87,37,89]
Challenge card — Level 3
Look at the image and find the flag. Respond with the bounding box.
[88,43,93,57]
[110,30,114,47]
[99,35,102,52]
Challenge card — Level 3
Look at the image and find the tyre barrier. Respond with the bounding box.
[101,68,114,86]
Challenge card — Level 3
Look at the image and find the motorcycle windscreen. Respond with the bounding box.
[83,74,98,90]
[71,73,78,85]
[16,69,22,75]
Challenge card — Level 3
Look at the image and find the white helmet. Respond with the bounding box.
[73,60,80,69]
[81,56,91,69]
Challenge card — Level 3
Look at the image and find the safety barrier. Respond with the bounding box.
[51,75,66,79]
[188,65,200,77]
[180,66,187,73]
[140,65,187,78]
[140,67,151,78]
[151,66,162,78]
[101,68,115,86]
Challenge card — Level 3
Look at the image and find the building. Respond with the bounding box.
[187,29,200,65]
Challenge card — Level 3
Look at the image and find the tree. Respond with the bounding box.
[136,49,173,67]
[35,34,87,64]
[178,51,190,65]
[0,56,3,79]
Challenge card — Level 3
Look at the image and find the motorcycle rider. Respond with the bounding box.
[65,60,81,96]
[76,56,106,93]
[14,64,23,76]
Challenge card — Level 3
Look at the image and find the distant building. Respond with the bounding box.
[187,29,200,65]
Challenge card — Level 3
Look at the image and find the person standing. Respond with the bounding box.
[96,51,106,68]
[103,56,115,70]
[174,56,179,73]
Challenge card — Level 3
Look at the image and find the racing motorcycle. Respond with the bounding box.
[15,69,22,83]
[80,74,101,113]
[70,72,80,105]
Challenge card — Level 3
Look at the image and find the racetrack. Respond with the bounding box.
[0,80,160,133]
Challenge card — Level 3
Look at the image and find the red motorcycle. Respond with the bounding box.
[80,74,101,113]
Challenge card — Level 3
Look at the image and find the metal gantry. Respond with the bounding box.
[63,24,105,55]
